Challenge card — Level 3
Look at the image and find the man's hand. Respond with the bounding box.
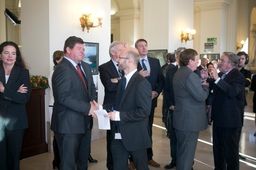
[89,100,99,118]
[200,68,209,80]
[211,68,219,80]
[105,111,116,121]
[111,78,119,83]
[169,105,175,110]
[139,69,150,78]
[152,91,158,99]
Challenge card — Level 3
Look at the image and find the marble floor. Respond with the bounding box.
[20,92,256,170]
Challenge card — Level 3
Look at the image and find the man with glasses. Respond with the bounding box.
[106,47,152,170]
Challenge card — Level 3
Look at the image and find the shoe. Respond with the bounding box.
[148,159,160,167]
[254,131,256,136]
[88,154,98,163]
[164,162,176,169]
[239,154,246,161]
[128,162,136,169]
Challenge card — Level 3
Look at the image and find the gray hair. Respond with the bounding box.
[222,52,240,68]
[109,41,123,57]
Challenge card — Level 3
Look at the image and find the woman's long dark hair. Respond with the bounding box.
[0,41,27,68]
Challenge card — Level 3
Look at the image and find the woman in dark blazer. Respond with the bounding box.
[0,41,31,170]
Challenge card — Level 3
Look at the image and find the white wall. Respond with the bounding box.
[168,0,195,52]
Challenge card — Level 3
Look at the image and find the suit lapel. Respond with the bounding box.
[108,60,119,78]
[119,72,138,106]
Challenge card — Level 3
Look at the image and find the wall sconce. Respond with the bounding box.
[180,28,196,43]
[236,40,245,50]
[79,11,103,33]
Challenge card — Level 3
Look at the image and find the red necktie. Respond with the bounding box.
[76,64,88,91]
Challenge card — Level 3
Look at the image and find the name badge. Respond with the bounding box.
[115,133,122,139]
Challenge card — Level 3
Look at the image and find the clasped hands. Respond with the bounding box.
[89,100,99,118]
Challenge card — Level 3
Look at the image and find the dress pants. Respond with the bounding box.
[147,107,155,160]
[213,125,240,170]
[106,122,115,170]
[175,129,199,170]
[168,110,177,163]
[55,132,89,170]
[0,127,25,170]
[111,139,149,170]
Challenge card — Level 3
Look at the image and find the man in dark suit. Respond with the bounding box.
[210,52,245,170]
[237,51,251,160]
[98,41,124,170]
[51,36,98,170]
[163,48,185,169]
[161,53,176,126]
[106,47,152,170]
[173,49,209,170]
[135,38,164,167]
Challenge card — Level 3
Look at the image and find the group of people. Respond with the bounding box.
[163,48,256,170]
[0,36,255,170]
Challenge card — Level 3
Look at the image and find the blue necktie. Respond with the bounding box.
[116,77,126,109]
[142,59,147,70]
[142,59,149,79]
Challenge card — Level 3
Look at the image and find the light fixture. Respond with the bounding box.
[180,28,196,43]
[236,40,245,50]
[79,10,103,33]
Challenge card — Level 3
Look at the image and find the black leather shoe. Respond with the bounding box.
[88,154,98,163]
[239,154,246,160]
[164,162,176,169]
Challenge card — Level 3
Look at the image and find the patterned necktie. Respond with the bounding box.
[142,59,148,70]
[76,63,88,91]
[116,64,123,78]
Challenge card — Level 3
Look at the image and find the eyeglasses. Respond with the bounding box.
[118,56,129,60]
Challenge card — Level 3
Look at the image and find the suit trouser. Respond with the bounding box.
[213,125,240,170]
[111,139,149,170]
[175,129,199,170]
[147,107,155,160]
[168,110,177,163]
[55,131,90,170]
[0,127,24,170]
[106,122,115,170]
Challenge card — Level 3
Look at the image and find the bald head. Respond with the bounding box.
[118,47,140,74]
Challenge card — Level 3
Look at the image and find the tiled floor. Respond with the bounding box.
[20,91,256,170]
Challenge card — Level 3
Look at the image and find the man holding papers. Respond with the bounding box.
[106,47,152,170]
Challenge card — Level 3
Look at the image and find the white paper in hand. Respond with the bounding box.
[94,105,110,130]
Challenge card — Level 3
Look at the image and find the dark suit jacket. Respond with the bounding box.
[173,66,209,131]
[164,66,178,108]
[98,60,120,105]
[137,57,164,108]
[51,58,96,134]
[116,71,152,151]
[239,67,251,106]
[211,68,245,128]
[0,62,31,130]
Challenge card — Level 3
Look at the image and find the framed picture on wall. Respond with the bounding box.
[83,42,99,75]
[148,49,168,66]
[200,53,220,62]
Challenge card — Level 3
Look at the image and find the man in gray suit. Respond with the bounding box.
[106,47,152,170]
[51,36,98,170]
[173,49,209,170]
